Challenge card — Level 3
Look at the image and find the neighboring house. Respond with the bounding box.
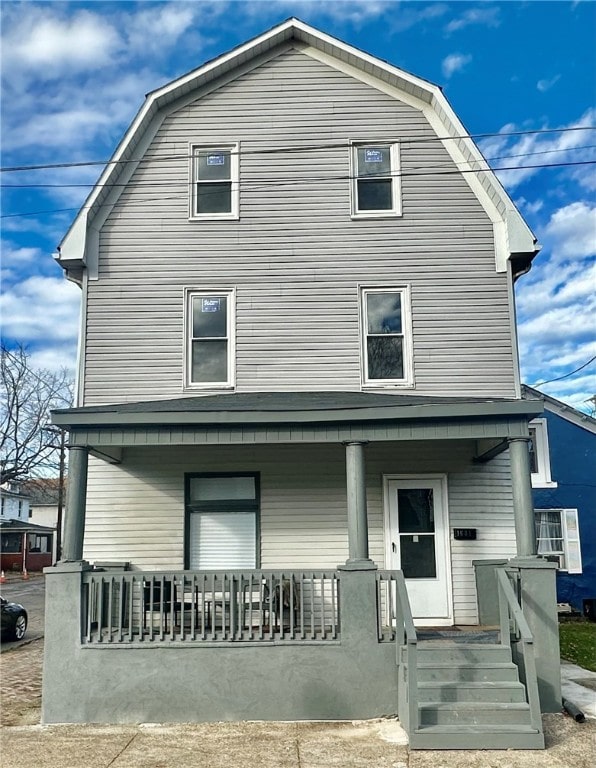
[0,482,30,522]
[22,478,63,564]
[44,20,559,748]
[0,519,54,573]
[523,385,596,617]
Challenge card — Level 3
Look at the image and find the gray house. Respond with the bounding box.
[45,19,560,749]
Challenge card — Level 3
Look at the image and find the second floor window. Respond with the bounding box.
[191,145,239,219]
[361,287,413,387]
[528,419,557,488]
[186,289,235,388]
[352,143,401,217]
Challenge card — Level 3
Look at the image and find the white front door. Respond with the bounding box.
[384,475,453,625]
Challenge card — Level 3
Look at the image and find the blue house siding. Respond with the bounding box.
[533,411,596,612]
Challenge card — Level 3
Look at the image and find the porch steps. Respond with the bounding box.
[401,641,544,750]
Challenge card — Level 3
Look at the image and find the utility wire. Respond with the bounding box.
[535,356,596,386]
[1,125,594,174]
[2,158,595,219]
[5,144,594,189]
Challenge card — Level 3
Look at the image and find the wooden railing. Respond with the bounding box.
[82,569,340,644]
[496,568,542,732]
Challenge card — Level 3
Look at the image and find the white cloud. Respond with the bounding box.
[479,108,596,191]
[1,8,121,81]
[445,7,500,34]
[441,53,472,79]
[125,5,198,54]
[0,276,81,343]
[0,242,44,268]
[29,344,78,377]
[537,75,561,92]
[544,202,596,260]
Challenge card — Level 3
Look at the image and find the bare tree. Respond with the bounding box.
[1,343,73,484]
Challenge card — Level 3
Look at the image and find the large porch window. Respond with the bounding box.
[185,473,259,569]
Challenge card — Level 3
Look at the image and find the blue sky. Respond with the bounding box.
[1,0,595,411]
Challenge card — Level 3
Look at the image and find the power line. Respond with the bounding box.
[535,356,596,386]
[2,158,595,220]
[1,125,594,174]
[5,144,594,190]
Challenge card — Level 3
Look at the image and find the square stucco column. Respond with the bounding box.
[61,445,89,562]
[507,558,561,712]
[342,441,376,570]
[508,437,537,557]
[42,561,92,723]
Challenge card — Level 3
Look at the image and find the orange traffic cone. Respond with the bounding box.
[0,570,6,584]
[22,568,29,580]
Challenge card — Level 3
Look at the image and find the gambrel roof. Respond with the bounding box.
[58,17,539,281]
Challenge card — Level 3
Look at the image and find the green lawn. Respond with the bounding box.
[559,621,596,671]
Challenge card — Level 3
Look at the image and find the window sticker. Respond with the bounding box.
[202,298,221,312]
[207,154,225,166]
[364,149,384,163]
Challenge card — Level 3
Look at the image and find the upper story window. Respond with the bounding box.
[360,287,413,387]
[528,418,557,488]
[190,145,239,220]
[352,143,401,217]
[185,289,235,389]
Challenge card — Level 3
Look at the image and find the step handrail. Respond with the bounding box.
[496,568,542,732]
[394,570,418,732]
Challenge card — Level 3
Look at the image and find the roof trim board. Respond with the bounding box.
[57,18,538,279]
[523,385,596,435]
[52,393,543,429]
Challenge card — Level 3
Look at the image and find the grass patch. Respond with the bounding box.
[559,620,596,671]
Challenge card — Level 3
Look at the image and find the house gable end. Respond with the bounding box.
[58,18,538,281]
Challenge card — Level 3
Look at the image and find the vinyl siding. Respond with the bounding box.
[83,442,516,624]
[83,46,516,404]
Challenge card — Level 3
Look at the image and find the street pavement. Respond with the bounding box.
[1,577,594,767]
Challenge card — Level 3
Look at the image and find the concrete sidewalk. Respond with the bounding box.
[1,715,594,768]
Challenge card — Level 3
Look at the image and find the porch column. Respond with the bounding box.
[508,437,537,557]
[342,441,375,569]
[61,445,89,562]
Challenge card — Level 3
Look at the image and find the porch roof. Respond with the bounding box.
[53,392,543,428]
[0,519,55,534]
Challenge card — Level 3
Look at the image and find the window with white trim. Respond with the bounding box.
[528,418,557,487]
[360,287,413,386]
[534,508,582,573]
[190,145,238,219]
[185,289,235,388]
[352,143,401,217]
[185,474,259,570]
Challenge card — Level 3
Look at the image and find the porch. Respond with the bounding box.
[42,392,560,739]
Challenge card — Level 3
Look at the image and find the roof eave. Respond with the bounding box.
[52,398,543,429]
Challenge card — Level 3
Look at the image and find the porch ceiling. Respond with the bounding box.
[52,392,543,448]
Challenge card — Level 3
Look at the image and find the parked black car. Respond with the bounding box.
[1,596,27,641]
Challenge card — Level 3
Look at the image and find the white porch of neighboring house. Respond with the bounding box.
[42,393,560,747]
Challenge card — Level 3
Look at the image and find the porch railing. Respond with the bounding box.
[496,568,542,732]
[376,570,418,732]
[82,570,340,644]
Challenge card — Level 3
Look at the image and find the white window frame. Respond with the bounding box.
[360,286,414,388]
[529,418,557,488]
[184,288,236,390]
[351,142,402,218]
[534,508,582,573]
[189,143,239,220]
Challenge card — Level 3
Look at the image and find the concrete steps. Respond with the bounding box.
[401,641,544,750]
